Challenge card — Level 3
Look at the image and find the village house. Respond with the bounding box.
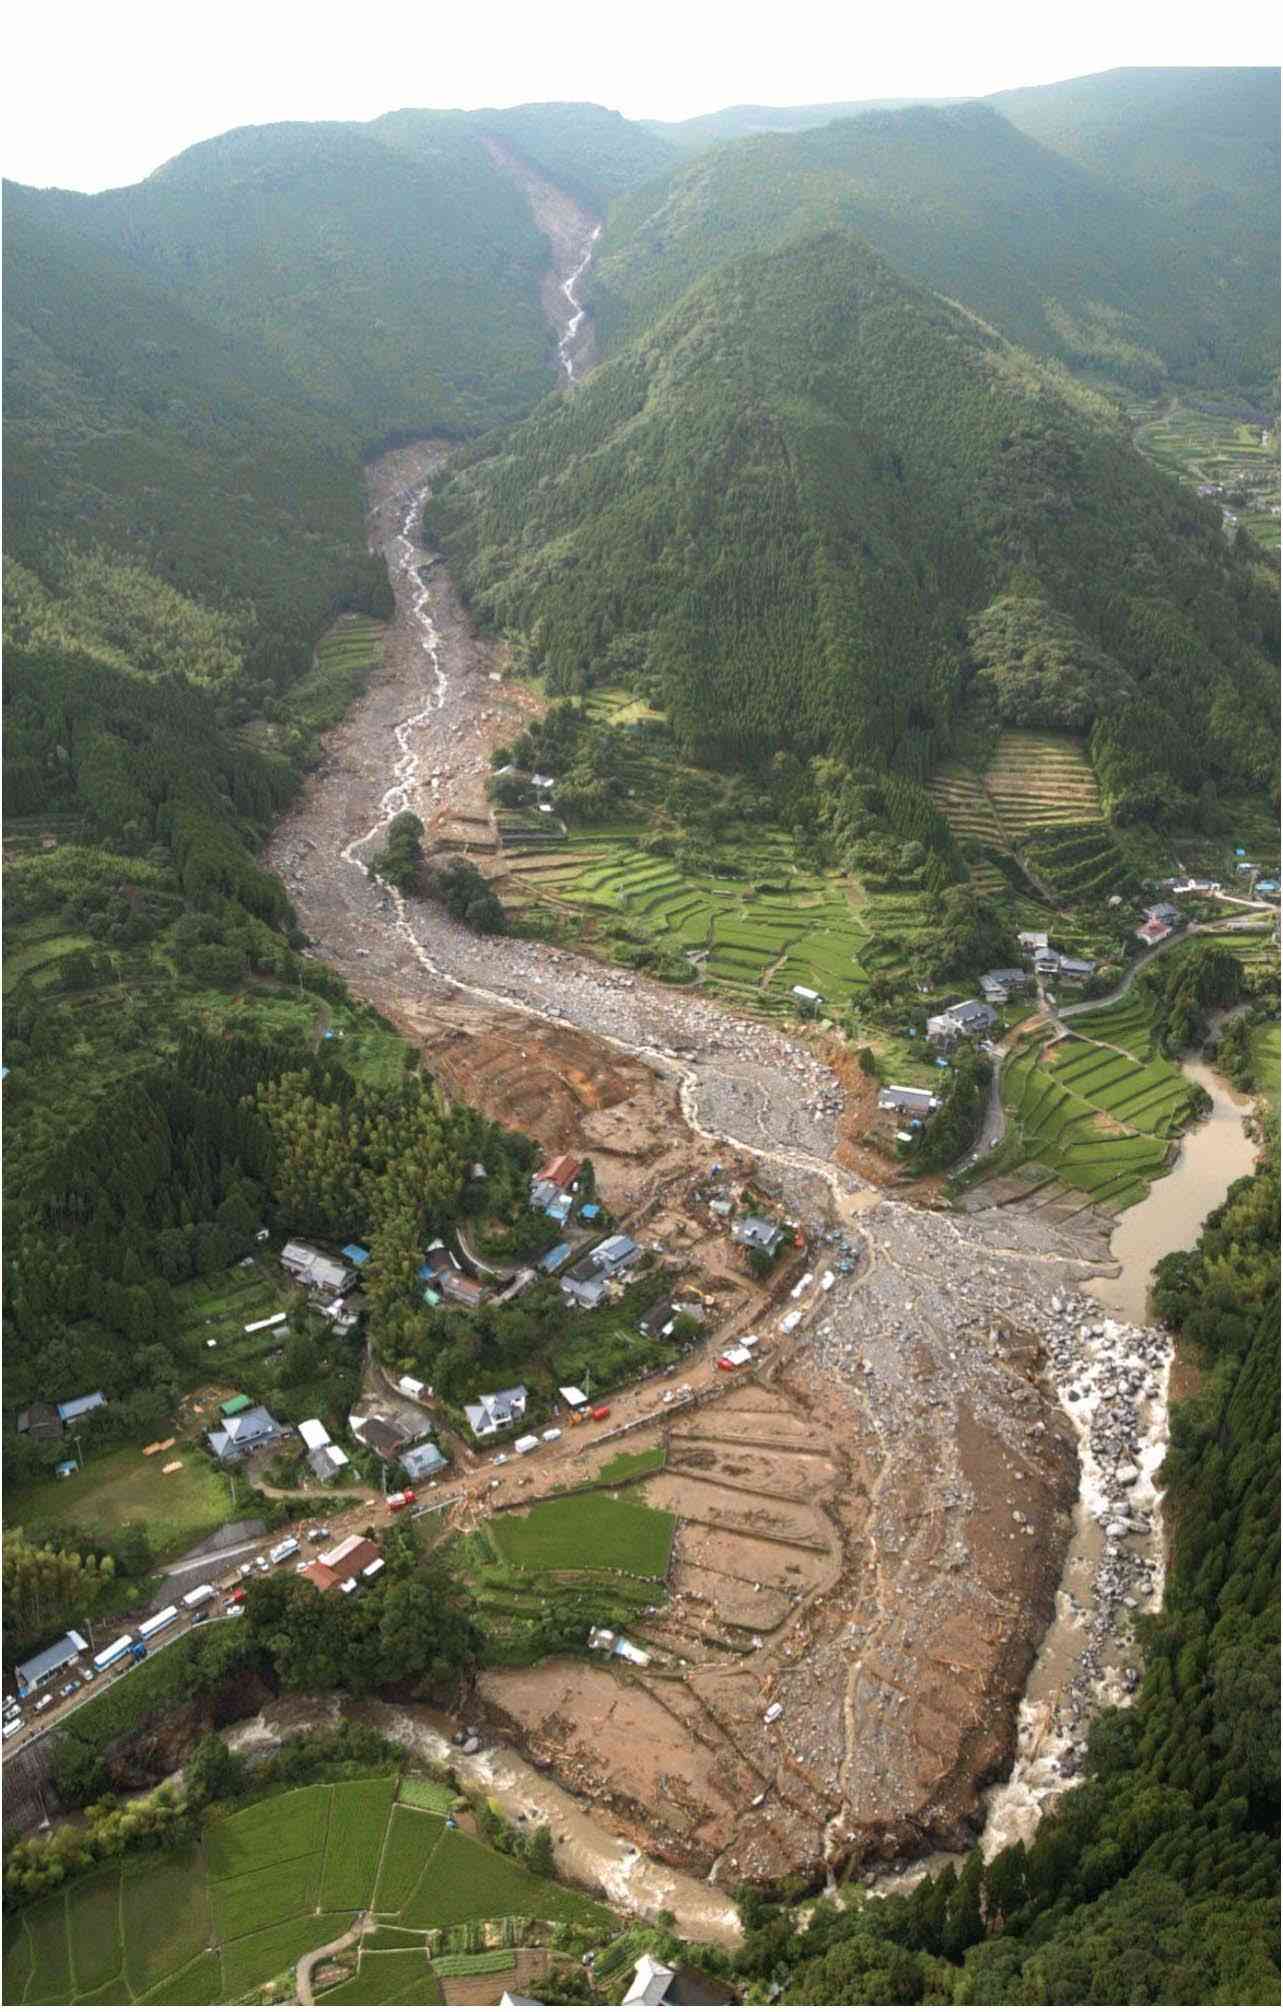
[309,1442,350,1483]
[1056,954,1097,982]
[639,1296,680,1340]
[592,1233,640,1276]
[534,1152,580,1192]
[979,967,1028,1005]
[731,1216,785,1257]
[926,999,997,1045]
[301,1533,384,1592]
[1136,916,1171,946]
[439,1269,486,1310]
[561,1256,609,1308]
[206,1405,283,1461]
[1017,930,1049,957]
[348,1413,411,1459]
[401,1440,448,1482]
[297,1418,332,1455]
[464,1386,528,1439]
[539,1241,572,1274]
[280,1242,356,1296]
[1146,902,1184,929]
[876,1084,938,1117]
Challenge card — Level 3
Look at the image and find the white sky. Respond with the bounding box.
[3,0,1278,192]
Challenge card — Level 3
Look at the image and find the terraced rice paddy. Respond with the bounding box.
[500,825,870,1012]
[10,1773,609,2005]
[987,988,1199,1214]
[930,730,1127,906]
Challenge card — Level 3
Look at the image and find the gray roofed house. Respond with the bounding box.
[1146,903,1183,929]
[280,1242,356,1296]
[401,1440,448,1482]
[440,1270,486,1310]
[979,967,1027,1003]
[639,1297,679,1339]
[561,1257,608,1309]
[731,1216,784,1255]
[349,1414,410,1458]
[1056,954,1097,979]
[57,1391,107,1424]
[309,1443,350,1483]
[15,1630,88,1696]
[206,1406,282,1460]
[926,1000,997,1044]
[877,1084,937,1116]
[464,1387,528,1438]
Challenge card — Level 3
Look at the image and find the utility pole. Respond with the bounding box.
[81,1615,96,1653]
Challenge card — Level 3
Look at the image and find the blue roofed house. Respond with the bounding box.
[592,1234,640,1275]
[540,1241,572,1274]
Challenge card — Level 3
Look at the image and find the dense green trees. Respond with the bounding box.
[592,92,1277,395]
[370,811,426,892]
[428,230,1276,805]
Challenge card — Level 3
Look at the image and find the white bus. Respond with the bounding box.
[137,1606,178,1641]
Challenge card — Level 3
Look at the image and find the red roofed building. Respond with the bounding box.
[536,1153,581,1190]
[299,1559,340,1593]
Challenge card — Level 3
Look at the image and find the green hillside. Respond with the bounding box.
[641,98,948,149]
[590,99,1277,391]
[378,101,679,209]
[50,120,555,438]
[426,230,1277,805]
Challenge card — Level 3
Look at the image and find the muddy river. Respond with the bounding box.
[1087,1056,1257,1323]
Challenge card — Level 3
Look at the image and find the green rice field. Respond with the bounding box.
[487,1493,675,1578]
[987,989,1201,1211]
[9,1772,611,2005]
[500,821,871,1014]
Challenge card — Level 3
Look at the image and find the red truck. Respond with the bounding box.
[386,1490,417,1513]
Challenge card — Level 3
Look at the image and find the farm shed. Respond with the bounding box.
[297,1418,331,1451]
[56,1391,107,1424]
[16,1402,62,1439]
[15,1630,87,1697]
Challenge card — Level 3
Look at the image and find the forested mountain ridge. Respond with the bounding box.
[589,97,1279,393]
[425,229,1277,807]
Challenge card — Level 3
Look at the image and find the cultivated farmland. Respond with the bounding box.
[486,1493,675,1578]
[930,728,1129,907]
[12,1772,613,2005]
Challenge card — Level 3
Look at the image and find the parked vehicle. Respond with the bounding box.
[34,1694,54,1714]
[386,1490,416,1512]
[591,1405,610,1422]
